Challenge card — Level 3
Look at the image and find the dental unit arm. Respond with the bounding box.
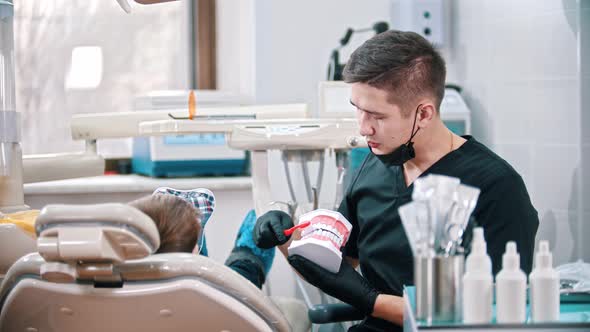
[13,103,313,190]
[50,104,362,216]
[137,116,365,217]
[54,100,361,218]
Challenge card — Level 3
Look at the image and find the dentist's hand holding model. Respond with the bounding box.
[255,209,380,316]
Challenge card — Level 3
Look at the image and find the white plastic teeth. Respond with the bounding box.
[301,223,344,247]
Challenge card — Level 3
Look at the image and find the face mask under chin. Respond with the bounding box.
[370,142,416,167]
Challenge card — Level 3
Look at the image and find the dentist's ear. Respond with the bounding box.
[417,103,436,128]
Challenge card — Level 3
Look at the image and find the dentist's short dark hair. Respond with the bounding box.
[343,30,446,117]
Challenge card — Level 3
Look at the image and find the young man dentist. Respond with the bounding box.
[254,30,539,331]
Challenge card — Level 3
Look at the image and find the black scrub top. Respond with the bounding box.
[339,136,539,331]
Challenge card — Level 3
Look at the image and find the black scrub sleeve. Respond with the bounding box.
[338,152,370,260]
[339,190,360,259]
[473,174,539,275]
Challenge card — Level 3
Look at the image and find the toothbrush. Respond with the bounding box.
[283,221,311,236]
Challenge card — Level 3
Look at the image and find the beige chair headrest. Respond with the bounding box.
[35,203,160,264]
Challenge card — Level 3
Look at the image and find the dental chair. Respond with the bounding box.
[0,203,310,332]
[0,223,36,284]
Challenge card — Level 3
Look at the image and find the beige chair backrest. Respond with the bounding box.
[35,203,160,263]
[0,224,36,279]
[0,203,293,332]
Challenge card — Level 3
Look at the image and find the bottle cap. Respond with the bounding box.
[535,240,553,269]
[471,227,487,254]
[466,227,491,273]
[502,241,520,270]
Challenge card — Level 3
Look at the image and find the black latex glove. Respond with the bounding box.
[288,254,379,315]
[253,210,294,249]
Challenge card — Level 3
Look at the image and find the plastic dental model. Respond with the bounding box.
[287,209,352,273]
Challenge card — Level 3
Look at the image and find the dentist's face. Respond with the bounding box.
[350,82,415,155]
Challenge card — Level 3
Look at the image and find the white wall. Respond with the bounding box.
[216,0,256,102]
[252,0,392,112]
[448,0,589,265]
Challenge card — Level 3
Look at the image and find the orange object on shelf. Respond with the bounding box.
[188,90,196,120]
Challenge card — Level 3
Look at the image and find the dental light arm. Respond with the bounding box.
[71,104,309,140]
[327,21,389,81]
[22,141,104,184]
[18,104,309,185]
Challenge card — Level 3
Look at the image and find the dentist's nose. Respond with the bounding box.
[358,112,375,137]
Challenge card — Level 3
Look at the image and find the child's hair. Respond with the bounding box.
[128,194,201,253]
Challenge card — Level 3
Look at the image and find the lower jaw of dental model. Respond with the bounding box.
[287,209,353,273]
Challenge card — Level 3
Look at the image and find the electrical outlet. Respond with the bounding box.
[393,0,446,47]
[414,0,445,45]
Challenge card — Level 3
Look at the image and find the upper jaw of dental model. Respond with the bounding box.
[298,209,352,249]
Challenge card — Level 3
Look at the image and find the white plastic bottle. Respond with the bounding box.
[530,241,560,322]
[496,241,527,324]
[462,227,493,324]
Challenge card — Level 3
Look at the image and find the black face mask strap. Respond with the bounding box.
[406,104,422,144]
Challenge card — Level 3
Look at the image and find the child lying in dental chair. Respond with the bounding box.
[1,187,274,289]
[129,187,275,289]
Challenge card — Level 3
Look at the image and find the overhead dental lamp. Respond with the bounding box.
[327,21,389,81]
